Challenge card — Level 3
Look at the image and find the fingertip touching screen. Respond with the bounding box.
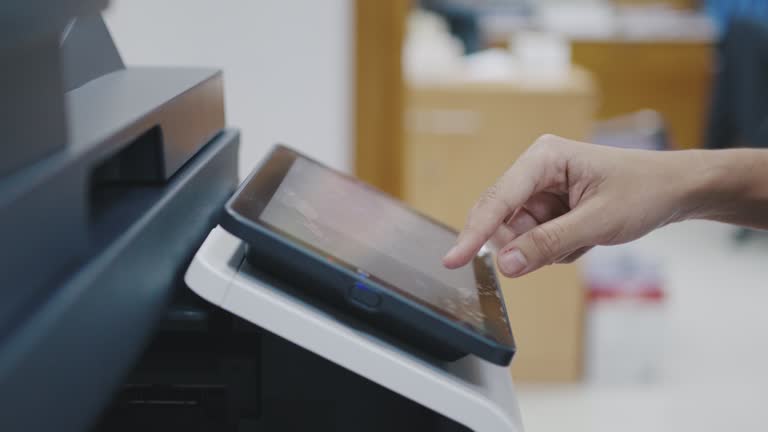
[228,147,513,345]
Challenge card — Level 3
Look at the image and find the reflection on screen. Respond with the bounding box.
[259,158,487,330]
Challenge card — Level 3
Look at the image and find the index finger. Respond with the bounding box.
[442,160,538,268]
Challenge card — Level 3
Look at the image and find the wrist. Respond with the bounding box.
[681,149,768,222]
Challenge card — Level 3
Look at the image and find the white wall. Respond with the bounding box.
[104,0,353,176]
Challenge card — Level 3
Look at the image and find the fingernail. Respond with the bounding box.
[499,249,528,276]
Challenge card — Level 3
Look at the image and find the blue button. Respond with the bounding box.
[349,282,381,309]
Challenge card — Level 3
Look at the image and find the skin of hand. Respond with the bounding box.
[441,134,768,278]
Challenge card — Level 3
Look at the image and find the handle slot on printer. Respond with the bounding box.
[88,125,167,228]
[92,125,165,185]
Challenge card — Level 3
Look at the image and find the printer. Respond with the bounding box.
[0,2,523,431]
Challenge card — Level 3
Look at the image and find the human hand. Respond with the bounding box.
[442,135,700,278]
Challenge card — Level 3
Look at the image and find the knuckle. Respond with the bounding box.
[533,134,561,150]
[473,183,503,213]
[524,200,549,222]
[529,134,565,162]
[535,133,560,146]
[529,223,565,262]
[481,183,500,203]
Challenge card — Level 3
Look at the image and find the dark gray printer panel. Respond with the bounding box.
[0,9,240,432]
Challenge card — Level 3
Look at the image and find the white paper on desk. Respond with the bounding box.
[512,31,572,84]
[403,10,465,82]
[464,49,518,81]
[536,4,615,39]
[618,7,716,40]
[464,36,572,85]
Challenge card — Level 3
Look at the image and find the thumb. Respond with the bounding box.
[496,206,596,278]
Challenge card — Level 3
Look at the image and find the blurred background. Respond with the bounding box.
[105,1,768,430]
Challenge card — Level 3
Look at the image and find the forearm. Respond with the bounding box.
[683,149,768,229]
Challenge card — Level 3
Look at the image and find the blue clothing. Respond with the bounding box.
[706,0,768,30]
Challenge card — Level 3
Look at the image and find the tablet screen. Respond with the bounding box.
[233,149,511,341]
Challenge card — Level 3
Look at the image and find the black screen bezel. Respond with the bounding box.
[226,145,513,345]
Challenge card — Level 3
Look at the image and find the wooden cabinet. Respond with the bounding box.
[572,38,714,149]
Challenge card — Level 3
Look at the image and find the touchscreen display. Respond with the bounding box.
[244,154,510,338]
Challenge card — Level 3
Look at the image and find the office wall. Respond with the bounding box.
[104,0,353,176]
